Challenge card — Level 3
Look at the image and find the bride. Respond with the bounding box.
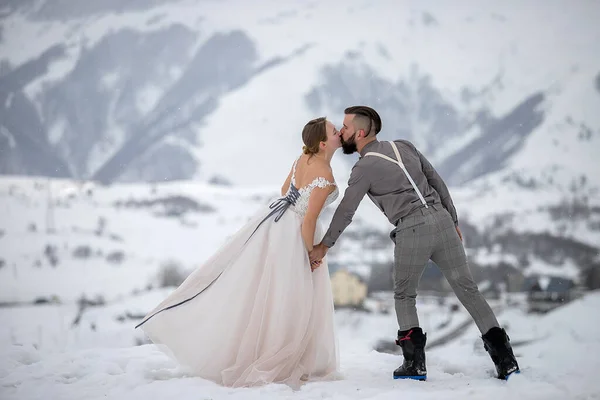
[135,117,342,388]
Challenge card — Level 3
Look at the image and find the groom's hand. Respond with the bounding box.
[456,225,463,242]
[309,243,328,263]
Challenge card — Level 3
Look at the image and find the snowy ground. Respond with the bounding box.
[1,291,599,400]
[0,290,485,352]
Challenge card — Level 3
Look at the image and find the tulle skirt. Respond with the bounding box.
[136,203,340,388]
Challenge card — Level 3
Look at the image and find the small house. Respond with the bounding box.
[330,268,368,309]
[582,264,600,290]
[524,275,577,314]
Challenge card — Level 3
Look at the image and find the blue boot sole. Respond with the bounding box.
[393,375,427,381]
[503,370,520,380]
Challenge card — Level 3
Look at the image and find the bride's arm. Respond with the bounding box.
[302,182,334,252]
[280,164,294,196]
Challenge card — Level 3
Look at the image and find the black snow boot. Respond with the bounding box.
[393,327,427,381]
[482,327,520,380]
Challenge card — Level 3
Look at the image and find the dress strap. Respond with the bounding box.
[291,156,301,184]
[306,176,336,190]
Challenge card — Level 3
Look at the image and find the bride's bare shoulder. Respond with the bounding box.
[309,161,335,185]
[295,155,335,186]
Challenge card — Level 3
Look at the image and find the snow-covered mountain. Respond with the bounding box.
[1,0,599,297]
[1,0,599,187]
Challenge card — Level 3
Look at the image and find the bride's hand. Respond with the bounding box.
[310,259,322,271]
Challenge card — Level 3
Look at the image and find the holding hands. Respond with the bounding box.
[309,243,329,271]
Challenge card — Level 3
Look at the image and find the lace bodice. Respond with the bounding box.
[286,157,338,218]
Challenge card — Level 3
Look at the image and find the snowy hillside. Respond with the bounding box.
[1,173,598,306]
[1,0,599,188]
[451,167,600,280]
[0,175,395,304]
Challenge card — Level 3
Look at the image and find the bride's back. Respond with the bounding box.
[293,154,334,190]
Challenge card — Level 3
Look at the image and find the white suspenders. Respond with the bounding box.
[364,141,428,208]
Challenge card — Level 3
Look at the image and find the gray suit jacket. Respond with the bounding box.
[321,139,458,248]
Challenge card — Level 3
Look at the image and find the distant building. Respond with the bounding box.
[524,275,579,314]
[330,268,368,309]
[582,264,600,290]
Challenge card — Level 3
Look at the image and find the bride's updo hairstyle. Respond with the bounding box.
[301,117,327,156]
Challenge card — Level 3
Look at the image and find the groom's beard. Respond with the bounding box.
[340,133,358,154]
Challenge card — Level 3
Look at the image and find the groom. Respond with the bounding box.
[309,106,520,381]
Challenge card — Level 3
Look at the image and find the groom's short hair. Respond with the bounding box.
[344,106,382,136]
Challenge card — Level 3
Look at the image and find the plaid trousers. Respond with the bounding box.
[390,203,499,334]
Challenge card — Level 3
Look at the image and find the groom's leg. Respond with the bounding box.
[429,205,499,334]
[392,212,436,331]
[428,206,522,380]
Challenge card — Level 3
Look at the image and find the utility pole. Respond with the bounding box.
[46,178,55,234]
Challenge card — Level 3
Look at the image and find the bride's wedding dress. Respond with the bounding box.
[136,158,341,388]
